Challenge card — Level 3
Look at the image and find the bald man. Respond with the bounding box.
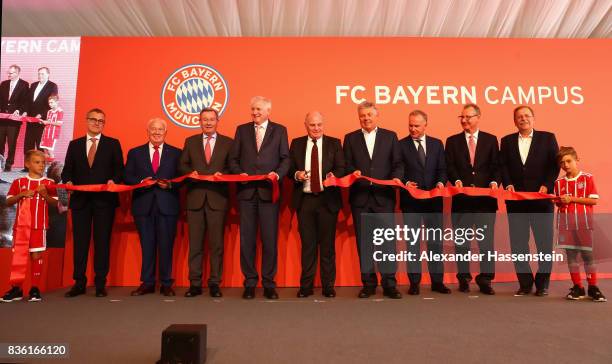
[289,111,345,298]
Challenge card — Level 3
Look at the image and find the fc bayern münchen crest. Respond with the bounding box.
[161,64,229,128]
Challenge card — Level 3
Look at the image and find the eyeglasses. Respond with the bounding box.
[87,117,105,124]
[457,115,479,120]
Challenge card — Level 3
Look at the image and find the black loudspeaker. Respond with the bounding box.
[159,324,207,364]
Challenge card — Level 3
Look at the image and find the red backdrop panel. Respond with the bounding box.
[64,37,611,288]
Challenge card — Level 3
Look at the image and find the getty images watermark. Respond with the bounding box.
[359,213,569,274]
[371,223,564,263]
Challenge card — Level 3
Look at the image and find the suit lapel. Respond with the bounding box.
[371,129,382,162]
[473,133,484,167]
[459,134,471,165]
[259,121,274,152]
[299,136,308,171]
[322,136,332,173]
[524,130,538,166]
[424,136,434,169]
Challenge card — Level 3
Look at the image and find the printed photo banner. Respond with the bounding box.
[0,112,47,124]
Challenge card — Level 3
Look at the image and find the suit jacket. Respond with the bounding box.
[61,134,124,209]
[229,120,290,201]
[288,135,345,213]
[445,131,501,212]
[399,135,447,211]
[178,133,233,211]
[500,130,559,212]
[343,127,403,209]
[27,80,58,119]
[0,78,30,114]
[124,143,182,216]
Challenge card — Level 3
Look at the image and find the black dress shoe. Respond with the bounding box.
[358,287,375,298]
[535,288,549,297]
[383,287,402,299]
[322,287,336,298]
[95,287,108,297]
[209,285,222,298]
[242,287,255,299]
[408,284,420,295]
[514,287,532,296]
[160,286,175,296]
[184,286,203,297]
[264,288,279,299]
[432,283,451,294]
[131,284,155,296]
[65,286,86,298]
[297,288,313,298]
[458,280,470,293]
[478,284,496,295]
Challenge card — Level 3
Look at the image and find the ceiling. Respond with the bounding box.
[2,0,611,38]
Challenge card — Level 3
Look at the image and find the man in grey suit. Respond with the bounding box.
[178,107,233,298]
[229,96,290,300]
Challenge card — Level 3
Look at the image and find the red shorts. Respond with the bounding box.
[25,229,46,252]
[557,229,593,251]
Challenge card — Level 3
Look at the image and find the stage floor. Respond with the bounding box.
[2,280,612,363]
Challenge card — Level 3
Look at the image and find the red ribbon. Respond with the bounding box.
[52,173,280,202]
[0,112,43,124]
[9,199,32,285]
[323,174,554,201]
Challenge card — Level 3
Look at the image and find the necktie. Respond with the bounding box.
[468,134,476,166]
[152,145,160,173]
[256,125,264,152]
[310,138,321,193]
[87,138,97,167]
[9,82,15,99]
[204,136,212,164]
[415,139,425,167]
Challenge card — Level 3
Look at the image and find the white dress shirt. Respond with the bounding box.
[86,133,101,156]
[412,135,426,154]
[302,136,324,193]
[148,142,164,162]
[202,133,217,154]
[33,81,46,101]
[9,79,18,99]
[362,127,377,159]
[518,130,533,165]
[464,129,479,147]
[254,120,269,138]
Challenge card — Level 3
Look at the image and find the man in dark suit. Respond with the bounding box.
[289,111,344,298]
[399,110,449,295]
[343,101,403,299]
[24,67,58,165]
[445,104,500,295]
[178,107,233,298]
[229,96,290,300]
[500,105,559,296]
[124,118,181,297]
[61,108,124,298]
[0,65,30,171]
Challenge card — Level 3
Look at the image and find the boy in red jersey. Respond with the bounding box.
[40,95,63,161]
[1,150,58,302]
[554,146,606,302]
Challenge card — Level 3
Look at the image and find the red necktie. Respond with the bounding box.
[204,136,212,164]
[310,138,321,193]
[152,145,160,173]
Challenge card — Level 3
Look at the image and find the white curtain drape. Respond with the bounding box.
[2,0,610,38]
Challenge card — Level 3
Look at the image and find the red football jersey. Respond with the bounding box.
[554,171,598,230]
[7,176,58,230]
